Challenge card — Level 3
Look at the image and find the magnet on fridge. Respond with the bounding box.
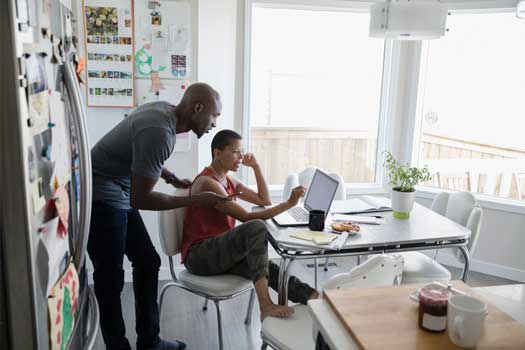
[41,145,52,160]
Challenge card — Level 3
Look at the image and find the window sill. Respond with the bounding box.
[415,186,525,215]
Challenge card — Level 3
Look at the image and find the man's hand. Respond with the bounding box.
[189,191,232,207]
[287,186,306,207]
[241,153,258,168]
[169,177,192,189]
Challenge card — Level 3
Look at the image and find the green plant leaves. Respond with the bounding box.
[382,151,432,192]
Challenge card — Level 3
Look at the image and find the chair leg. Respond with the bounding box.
[213,300,224,350]
[357,255,361,265]
[324,257,330,271]
[158,282,177,315]
[244,289,255,325]
[314,258,318,290]
[202,298,209,311]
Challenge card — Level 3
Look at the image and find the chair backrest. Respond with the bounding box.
[431,191,483,261]
[444,191,477,227]
[283,166,346,202]
[321,254,404,293]
[430,192,449,216]
[158,189,188,256]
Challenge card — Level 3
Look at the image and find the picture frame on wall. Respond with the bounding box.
[83,0,135,107]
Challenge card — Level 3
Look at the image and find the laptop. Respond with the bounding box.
[273,169,339,227]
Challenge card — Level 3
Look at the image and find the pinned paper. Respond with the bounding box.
[171,55,187,77]
[48,262,79,350]
[150,71,165,93]
[39,217,69,296]
[32,178,46,214]
[49,91,71,187]
[53,186,69,237]
[25,54,50,135]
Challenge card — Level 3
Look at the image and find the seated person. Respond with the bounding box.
[181,129,318,319]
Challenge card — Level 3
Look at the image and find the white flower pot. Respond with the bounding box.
[391,188,416,219]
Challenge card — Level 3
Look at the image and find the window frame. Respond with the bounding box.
[241,0,396,196]
[410,5,525,213]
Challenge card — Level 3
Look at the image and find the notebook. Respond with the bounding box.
[289,230,338,245]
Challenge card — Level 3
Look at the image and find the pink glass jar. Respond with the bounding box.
[418,284,450,332]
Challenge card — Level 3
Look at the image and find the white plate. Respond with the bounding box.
[330,229,359,235]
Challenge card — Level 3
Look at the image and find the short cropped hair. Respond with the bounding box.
[211,129,242,159]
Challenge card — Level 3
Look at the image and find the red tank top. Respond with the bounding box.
[180,167,236,262]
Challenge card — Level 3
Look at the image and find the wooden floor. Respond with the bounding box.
[93,257,518,350]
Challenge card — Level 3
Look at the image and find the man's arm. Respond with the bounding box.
[161,167,192,188]
[130,174,229,210]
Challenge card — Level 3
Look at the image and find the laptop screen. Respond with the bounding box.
[303,170,339,213]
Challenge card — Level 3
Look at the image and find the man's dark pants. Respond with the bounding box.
[88,201,161,350]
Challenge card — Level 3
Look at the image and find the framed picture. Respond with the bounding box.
[83,0,135,107]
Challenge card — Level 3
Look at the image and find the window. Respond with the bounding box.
[415,12,525,201]
[246,5,386,187]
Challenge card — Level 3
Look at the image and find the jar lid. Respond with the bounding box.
[419,285,449,306]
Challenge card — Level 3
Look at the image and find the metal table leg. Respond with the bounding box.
[458,246,471,282]
[277,257,295,306]
[278,257,287,305]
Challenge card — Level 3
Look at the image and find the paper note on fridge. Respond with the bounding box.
[39,217,69,297]
[49,91,72,187]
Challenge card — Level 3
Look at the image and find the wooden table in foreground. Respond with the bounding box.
[309,282,525,350]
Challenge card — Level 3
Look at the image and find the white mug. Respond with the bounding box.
[448,294,488,348]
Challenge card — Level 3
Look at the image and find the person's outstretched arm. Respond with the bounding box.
[194,176,305,222]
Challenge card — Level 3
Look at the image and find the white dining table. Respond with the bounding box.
[267,198,472,305]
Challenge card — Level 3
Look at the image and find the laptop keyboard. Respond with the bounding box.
[288,207,309,222]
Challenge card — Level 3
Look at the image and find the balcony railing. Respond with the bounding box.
[249,127,525,200]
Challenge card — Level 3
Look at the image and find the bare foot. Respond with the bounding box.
[309,291,320,300]
[260,304,294,320]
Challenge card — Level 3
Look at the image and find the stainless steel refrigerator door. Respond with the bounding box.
[0,0,96,348]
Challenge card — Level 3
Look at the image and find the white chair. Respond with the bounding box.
[260,254,404,350]
[282,167,346,202]
[283,167,347,280]
[401,191,483,284]
[158,189,255,350]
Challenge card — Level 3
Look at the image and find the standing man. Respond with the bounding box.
[88,83,229,350]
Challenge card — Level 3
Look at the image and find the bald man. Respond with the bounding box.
[88,83,229,350]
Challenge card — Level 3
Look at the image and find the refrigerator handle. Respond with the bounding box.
[84,287,100,350]
[64,60,92,269]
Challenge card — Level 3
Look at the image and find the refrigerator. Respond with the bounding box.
[0,0,99,349]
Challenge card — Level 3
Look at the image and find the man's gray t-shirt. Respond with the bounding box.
[91,101,177,209]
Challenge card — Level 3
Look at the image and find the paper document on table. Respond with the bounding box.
[331,196,392,215]
[332,214,383,225]
[289,230,337,245]
[331,232,349,250]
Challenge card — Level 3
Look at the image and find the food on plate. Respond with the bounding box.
[331,221,360,233]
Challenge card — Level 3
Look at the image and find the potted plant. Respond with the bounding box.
[383,151,432,218]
